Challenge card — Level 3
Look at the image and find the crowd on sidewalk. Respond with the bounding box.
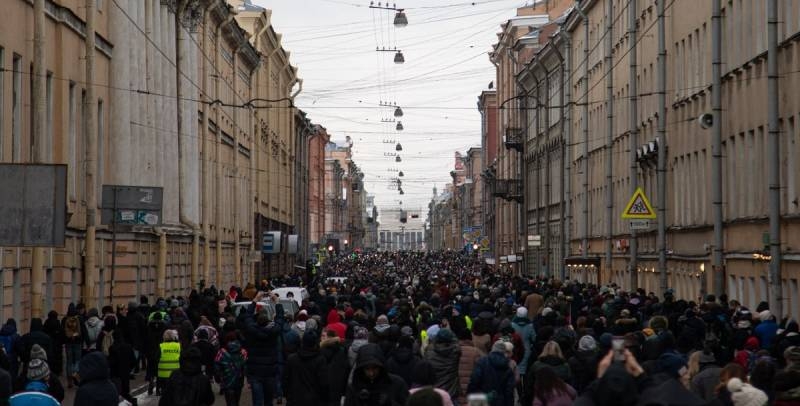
[0,251,799,406]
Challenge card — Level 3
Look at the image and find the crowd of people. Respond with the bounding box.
[0,250,799,406]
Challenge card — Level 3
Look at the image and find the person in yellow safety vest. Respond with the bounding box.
[465,315,473,331]
[157,329,181,396]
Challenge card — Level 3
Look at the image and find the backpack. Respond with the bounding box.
[64,316,81,339]
[100,332,114,356]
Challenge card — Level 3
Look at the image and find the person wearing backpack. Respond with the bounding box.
[215,333,249,406]
[73,351,119,406]
[84,308,104,354]
[62,303,84,387]
[159,347,214,406]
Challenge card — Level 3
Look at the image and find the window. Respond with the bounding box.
[68,82,77,199]
[97,100,104,199]
[12,54,21,162]
[46,72,53,161]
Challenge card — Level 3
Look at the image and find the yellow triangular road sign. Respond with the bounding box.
[622,187,656,219]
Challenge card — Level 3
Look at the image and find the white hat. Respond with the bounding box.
[727,378,768,406]
[542,307,554,317]
[516,307,528,318]
[758,310,773,321]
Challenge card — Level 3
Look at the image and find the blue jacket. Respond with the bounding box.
[9,381,59,406]
[467,352,515,406]
[755,319,779,350]
[511,316,535,375]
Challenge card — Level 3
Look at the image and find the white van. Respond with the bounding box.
[271,287,309,306]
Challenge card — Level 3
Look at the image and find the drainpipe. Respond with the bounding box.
[628,0,639,289]
[530,66,544,277]
[84,0,98,308]
[575,2,590,265]
[711,0,724,296]
[247,64,258,287]
[31,0,46,317]
[201,5,211,287]
[215,8,236,289]
[176,0,203,290]
[605,0,615,286]
[657,0,668,293]
[554,32,570,282]
[536,61,552,280]
[232,43,244,290]
[767,0,782,317]
[155,227,167,298]
[509,47,525,277]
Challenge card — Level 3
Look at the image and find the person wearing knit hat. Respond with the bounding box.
[30,343,47,362]
[727,377,769,406]
[8,358,60,406]
[516,306,528,319]
[468,340,516,406]
[578,335,597,352]
[26,358,50,381]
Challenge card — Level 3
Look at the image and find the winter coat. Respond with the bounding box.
[8,380,59,406]
[425,341,462,400]
[344,343,408,406]
[320,337,350,406]
[529,355,572,384]
[775,333,800,368]
[755,319,779,350]
[190,339,216,376]
[242,304,282,378]
[638,373,706,406]
[774,368,800,406]
[0,321,20,371]
[348,338,369,368]
[84,316,104,350]
[533,385,577,406]
[107,334,136,382]
[326,310,348,340]
[283,346,329,405]
[0,366,11,404]
[41,314,63,376]
[386,346,421,387]
[214,340,248,390]
[18,319,52,366]
[525,293,545,319]
[158,350,215,406]
[511,316,535,374]
[467,352,515,406]
[690,364,722,402]
[457,339,483,404]
[73,352,119,406]
[735,336,760,371]
[126,309,148,352]
[568,350,600,393]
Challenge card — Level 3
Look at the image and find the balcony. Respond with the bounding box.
[491,179,523,203]
[503,127,524,152]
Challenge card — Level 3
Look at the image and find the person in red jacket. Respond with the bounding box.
[326,309,348,340]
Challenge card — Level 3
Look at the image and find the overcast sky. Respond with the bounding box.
[254,0,527,219]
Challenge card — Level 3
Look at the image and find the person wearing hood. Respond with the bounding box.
[690,350,723,402]
[0,319,20,381]
[568,335,601,394]
[9,358,59,406]
[84,308,104,353]
[735,336,760,372]
[126,300,148,374]
[319,328,350,406]
[424,327,461,400]
[773,321,800,368]
[243,292,283,406]
[344,343,408,406]
[326,308,348,340]
[40,311,63,379]
[408,359,455,406]
[637,352,706,406]
[215,333,248,406]
[467,340,515,406]
[283,330,328,405]
[511,307,535,380]
[107,329,136,404]
[158,347,215,406]
[349,326,370,368]
[291,310,309,339]
[145,310,167,395]
[725,377,769,406]
[386,333,421,387]
[574,350,644,406]
[755,310,779,351]
[773,346,800,405]
[74,351,119,406]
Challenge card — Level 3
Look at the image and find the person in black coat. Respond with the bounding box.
[344,343,408,406]
[74,351,120,406]
[108,329,137,404]
[125,301,148,373]
[320,328,350,406]
[242,294,283,406]
[385,335,421,387]
[158,347,215,406]
[41,311,64,377]
[189,328,216,378]
[145,311,167,394]
[283,330,328,405]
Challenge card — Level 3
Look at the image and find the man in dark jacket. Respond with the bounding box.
[569,335,601,394]
[74,351,119,406]
[108,330,137,404]
[283,330,328,405]
[320,328,350,406]
[126,301,148,373]
[344,343,408,406]
[467,341,515,406]
[386,335,421,387]
[243,294,283,406]
[424,328,461,400]
[17,318,53,373]
[159,347,215,406]
[189,329,216,378]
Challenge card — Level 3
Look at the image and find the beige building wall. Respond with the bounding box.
[553,0,800,315]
